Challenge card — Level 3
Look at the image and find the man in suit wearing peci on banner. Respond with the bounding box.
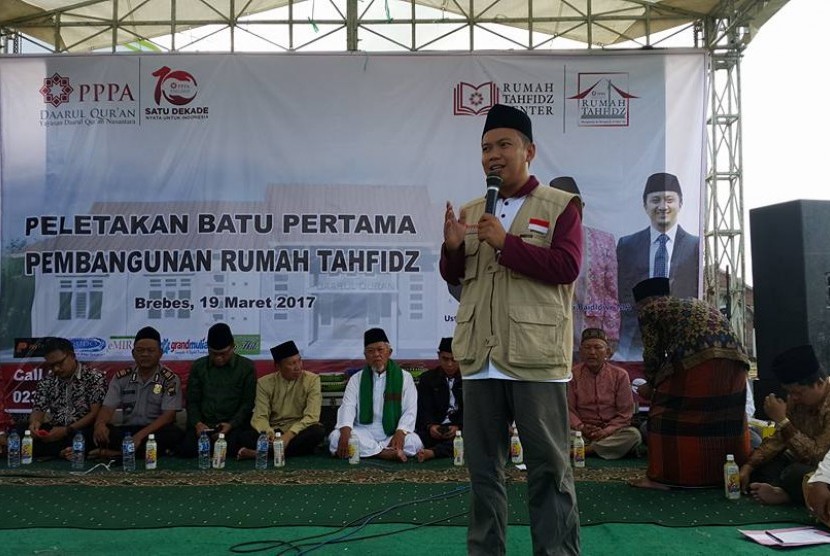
[616,172,699,360]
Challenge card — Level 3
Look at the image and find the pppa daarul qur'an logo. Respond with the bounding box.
[453,82,500,115]
[152,66,198,106]
[39,73,74,108]
[569,72,638,127]
[37,73,137,127]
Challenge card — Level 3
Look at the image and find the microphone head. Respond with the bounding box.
[486,173,502,188]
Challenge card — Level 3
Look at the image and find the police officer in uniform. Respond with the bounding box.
[92,326,183,457]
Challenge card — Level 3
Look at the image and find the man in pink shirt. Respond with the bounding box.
[568,328,641,459]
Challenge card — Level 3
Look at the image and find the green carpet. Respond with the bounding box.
[1,483,474,529]
[0,524,828,555]
[0,479,811,530]
[0,454,815,537]
[577,482,811,526]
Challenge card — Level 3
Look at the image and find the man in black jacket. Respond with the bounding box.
[416,338,463,462]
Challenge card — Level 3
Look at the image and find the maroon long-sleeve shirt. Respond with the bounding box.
[440,176,583,286]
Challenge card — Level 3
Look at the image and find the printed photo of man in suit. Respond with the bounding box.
[615,172,700,360]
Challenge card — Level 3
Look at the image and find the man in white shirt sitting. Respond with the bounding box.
[329,328,422,462]
[806,449,830,526]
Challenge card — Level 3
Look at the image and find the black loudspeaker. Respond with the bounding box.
[750,200,830,417]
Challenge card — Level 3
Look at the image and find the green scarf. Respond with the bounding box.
[359,359,403,436]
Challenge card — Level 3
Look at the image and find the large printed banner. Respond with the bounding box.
[0,51,707,413]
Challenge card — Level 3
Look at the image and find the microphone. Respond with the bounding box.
[485,173,502,216]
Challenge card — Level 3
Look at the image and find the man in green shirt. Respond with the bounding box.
[181,323,256,458]
[238,340,325,459]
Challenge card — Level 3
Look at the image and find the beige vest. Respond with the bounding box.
[452,185,577,381]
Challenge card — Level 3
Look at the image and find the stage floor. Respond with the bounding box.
[0,454,822,555]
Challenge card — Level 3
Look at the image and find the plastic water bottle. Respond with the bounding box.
[273,432,285,468]
[71,431,85,470]
[453,430,464,466]
[572,431,586,468]
[7,431,20,468]
[510,427,523,464]
[145,434,158,470]
[569,430,576,461]
[724,454,741,500]
[347,434,360,465]
[122,432,136,472]
[198,431,211,470]
[21,430,33,465]
[212,433,227,469]
[255,431,269,470]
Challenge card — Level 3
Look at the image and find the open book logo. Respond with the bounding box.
[453,82,500,116]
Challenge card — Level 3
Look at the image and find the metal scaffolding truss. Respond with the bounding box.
[0,1,787,53]
[704,10,749,347]
[0,0,792,343]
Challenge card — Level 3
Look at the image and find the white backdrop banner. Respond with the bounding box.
[0,51,707,363]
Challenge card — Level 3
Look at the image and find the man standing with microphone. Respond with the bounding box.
[441,103,583,555]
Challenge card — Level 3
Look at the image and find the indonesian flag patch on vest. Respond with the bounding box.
[528,218,550,234]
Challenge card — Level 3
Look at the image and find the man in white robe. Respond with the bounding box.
[329,328,423,461]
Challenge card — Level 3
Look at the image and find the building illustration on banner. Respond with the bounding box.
[19,185,443,360]
[569,72,638,127]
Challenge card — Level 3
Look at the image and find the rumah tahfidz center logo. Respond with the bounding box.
[453,81,556,117]
[453,82,500,115]
[39,73,74,108]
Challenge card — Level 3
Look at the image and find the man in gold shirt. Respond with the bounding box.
[238,340,325,459]
[740,344,830,506]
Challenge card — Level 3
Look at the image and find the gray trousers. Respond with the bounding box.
[464,380,580,556]
[590,426,642,460]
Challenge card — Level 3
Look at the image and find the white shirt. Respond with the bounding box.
[746,378,756,418]
[335,368,418,437]
[443,376,458,424]
[809,448,830,484]
[466,193,567,383]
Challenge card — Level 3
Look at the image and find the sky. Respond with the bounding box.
[741,0,829,281]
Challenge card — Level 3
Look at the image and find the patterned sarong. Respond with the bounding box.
[647,358,749,487]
